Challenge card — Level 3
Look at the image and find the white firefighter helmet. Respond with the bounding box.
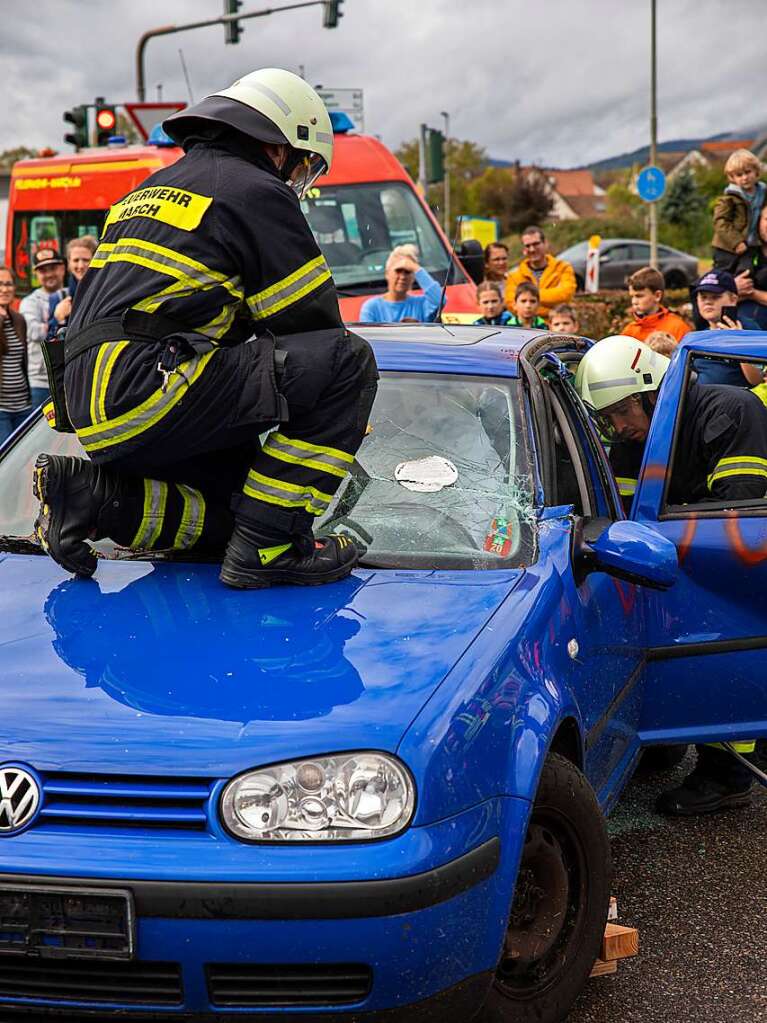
[575,335,670,412]
[164,68,333,196]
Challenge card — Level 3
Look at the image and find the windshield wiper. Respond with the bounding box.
[0,535,45,555]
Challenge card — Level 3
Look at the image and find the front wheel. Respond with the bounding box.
[478,754,611,1023]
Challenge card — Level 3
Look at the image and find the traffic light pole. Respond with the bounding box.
[136,1,326,101]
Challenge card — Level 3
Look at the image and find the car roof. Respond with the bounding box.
[355,323,550,377]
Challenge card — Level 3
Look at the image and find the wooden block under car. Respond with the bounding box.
[601,922,639,962]
[590,958,618,977]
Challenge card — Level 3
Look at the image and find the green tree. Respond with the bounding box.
[0,146,38,168]
[660,168,705,226]
[468,164,553,234]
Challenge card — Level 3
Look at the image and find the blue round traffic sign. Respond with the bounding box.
[636,165,666,203]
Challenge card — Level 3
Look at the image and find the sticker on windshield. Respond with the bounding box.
[483,516,513,556]
[395,456,458,493]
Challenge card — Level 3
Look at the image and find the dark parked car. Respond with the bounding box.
[559,237,699,291]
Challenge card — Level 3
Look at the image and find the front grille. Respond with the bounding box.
[207,962,373,1007]
[39,772,212,831]
[0,956,182,1005]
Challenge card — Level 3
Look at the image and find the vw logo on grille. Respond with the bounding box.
[0,766,41,834]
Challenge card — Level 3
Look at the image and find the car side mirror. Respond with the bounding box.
[456,239,485,285]
[578,519,677,590]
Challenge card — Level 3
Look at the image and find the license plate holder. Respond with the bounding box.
[0,883,135,960]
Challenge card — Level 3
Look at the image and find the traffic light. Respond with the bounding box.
[94,101,117,146]
[425,128,445,184]
[322,0,344,28]
[63,105,88,150]
[224,0,243,43]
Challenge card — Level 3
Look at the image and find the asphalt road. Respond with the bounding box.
[570,749,767,1023]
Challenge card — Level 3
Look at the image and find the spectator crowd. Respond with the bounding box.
[0,235,96,443]
[3,149,767,444]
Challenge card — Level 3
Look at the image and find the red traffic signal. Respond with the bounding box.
[95,107,116,132]
[94,102,117,145]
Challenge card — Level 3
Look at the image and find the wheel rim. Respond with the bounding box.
[495,807,589,999]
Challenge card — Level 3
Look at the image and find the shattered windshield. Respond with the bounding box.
[320,373,537,569]
[0,374,537,571]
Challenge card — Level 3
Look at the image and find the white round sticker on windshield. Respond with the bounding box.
[395,456,458,493]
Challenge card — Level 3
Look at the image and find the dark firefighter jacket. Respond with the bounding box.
[70,135,340,342]
[610,381,767,512]
[63,135,342,449]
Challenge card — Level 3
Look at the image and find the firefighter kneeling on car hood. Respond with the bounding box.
[576,335,767,815]
[33,68,377,589]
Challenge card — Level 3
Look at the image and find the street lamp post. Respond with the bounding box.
[649,0,658,269]
[440,110,450,234]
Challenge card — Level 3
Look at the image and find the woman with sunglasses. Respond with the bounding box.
[0,267,32,444]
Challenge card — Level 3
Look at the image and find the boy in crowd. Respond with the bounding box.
[507,282,547,329]
[549,303,580,334]
[712,149,766,274]
[691,268,762,388]
[474,281,511,325]
[644,330,678,358]
[622,266,690,343]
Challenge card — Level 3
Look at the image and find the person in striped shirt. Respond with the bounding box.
[0,267,31,444]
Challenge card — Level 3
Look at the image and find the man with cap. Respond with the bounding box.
[19,248,66,408]
[576,335,767,814]
[692,268,763,388]
[32,67,378,589]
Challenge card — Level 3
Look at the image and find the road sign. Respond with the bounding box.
[124,102,186,141]
[585,234,601,294]
[636,165,666,203]
[316,88,364,132]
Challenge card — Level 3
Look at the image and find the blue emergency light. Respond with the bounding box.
[147,123,176,147]
[329,111,355,134]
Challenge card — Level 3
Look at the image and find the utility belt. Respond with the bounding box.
[41,309,224,434]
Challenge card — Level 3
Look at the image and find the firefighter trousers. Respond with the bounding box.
[67,328,378,555]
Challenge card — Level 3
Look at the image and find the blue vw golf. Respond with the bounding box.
[0,324,764,1022]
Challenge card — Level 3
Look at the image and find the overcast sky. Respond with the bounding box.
[1,0,764,168]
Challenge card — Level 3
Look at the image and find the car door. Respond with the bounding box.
[527,341,647,799]
[633,335,767,746]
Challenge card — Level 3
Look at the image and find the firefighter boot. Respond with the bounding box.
[655,772,752,816]
[33,453,122,579]
[220,518,359,590]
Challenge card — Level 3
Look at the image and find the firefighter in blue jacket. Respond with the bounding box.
[577,335,767,815]
[33,68,377,589]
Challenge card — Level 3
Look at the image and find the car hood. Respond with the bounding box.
[0,555,524,775]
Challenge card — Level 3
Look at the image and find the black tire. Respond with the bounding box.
[574,274,585,292]
[638,743,688,774]
[478,754,611,1023]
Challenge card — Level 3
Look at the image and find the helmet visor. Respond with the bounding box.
[288,152,328,199]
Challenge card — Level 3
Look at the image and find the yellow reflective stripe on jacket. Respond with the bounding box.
[131,479,168,548]
[195,301,239,340]
[243,469,333,515]
[262,431,353,479]
[77,350,216,453]
[616,477,638,496]
[89,340,130,425]
[707,455,767,490]
[246,255,331,321]
[91,237,241,300]
[710,740,756,754]
[103,186,212,234]
[173,484,206,549]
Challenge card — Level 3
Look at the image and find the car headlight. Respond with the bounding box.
[220,752,415,842]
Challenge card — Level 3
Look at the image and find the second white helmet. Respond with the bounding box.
[575,335,670,412]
